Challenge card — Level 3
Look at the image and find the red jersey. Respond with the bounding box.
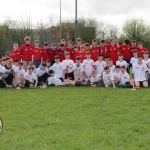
[77,45,81,51]
[90,47,100,62]
[99,44,109,57]
[49,48,58,60]
[74,51,79,62]
[31,48,42,61]
[138,47,148,56]
[78,51,86,63]
[42,48,51,61]
[129,46,139,57]
[57,48,65,62]
[20,44,34,61]
[108,45,119,64]
[119,44,131,59]
[66,47,74,60]
[10,49,21,62]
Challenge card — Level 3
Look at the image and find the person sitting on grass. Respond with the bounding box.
[36,62,48,88]
[13,62,25,88]
[118,66,133,88]
[103,66,116,88]
[24,67,38,88]
[90,70,103,87]
[113,65,121,85]
[46,60,53,73]
[116,53,128,69]
[132,55,148,89]
[12,59,19,70]
[31,62,37,74]
[48,70,65,86]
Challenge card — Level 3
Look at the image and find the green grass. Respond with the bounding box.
[1,87,150,150]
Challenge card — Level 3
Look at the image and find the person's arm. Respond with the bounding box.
[73,70,77,81]
[111,80,116,88]
[103,79,108,87]
[80,71,83,81]
[32,55,34,62]
[34,79,38,87]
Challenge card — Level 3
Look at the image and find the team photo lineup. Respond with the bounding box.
[0,36,149,89]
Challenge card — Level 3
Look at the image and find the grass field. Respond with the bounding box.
[1,87,150,150]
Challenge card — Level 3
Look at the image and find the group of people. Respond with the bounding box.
[0,36,149,89]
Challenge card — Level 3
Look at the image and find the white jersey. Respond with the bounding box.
[120,72,130,83]
[130,57,138,68]
[24,72,37,83]
[33,68,37,74]
[90,74,101,83]
[109,65,115,73]
[94,60,106,74]
[83,59,94,76]
[36,67,48,77]
[132,63,148,81]
[52,62,65,78]
[14,67,25,83]
[113,71,121,81]
[62,59,74,73]
[103,71,114,85]
[47,66,53,72]
[2,66,14,78]
[73,63,84,79]
[0,65,3,80]
[116,60,127,67]
[48,74,62,85]
[143,59,150,73]
[12,65,18,70]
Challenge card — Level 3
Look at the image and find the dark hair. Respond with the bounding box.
[76,56,81,60]
[104,56,109,59]
[49,70,54,74]
[46,60,51,63]
[124,39,130,45]
[60,44,64,47]
[54,55,59,59]
[101,40,105,43]
[92,39,97,42]
[98,54,103,57]
[118,53,123,57]
[31,62,36,66]
[14,59,19,62]
[138,55,143,58]
[18,62,23,65]
[104,66,110,70]
[115,65,121,69]
[120,66,125,69]
[41,62,47,67]
[86,51,91,55]
[43,42,48,46]
[28,66,33,70]
[132,40,136,43]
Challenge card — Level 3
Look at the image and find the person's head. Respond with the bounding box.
[65,52,70,59]
[115,65,120,72]
[104,66,110,74]
[60,44,65,50]
[133,50,138,57]
[68,41,73,48]
[118,53,124,60]
[73,45,78,52]
[52,43,56,49]
[18,62,23,69]
[85,43,90,50]
[82,41,86,47]
[2,57,7,65]
[34,40,39,47]
[138,55,143,63]
[92,39,97,47]
[46,60,51,67]
[76,38,81,45]
[28,66,33,74]
[98,54,103,61]
[41,62,47,70]
[76,56,81,64]
[124,39,130,45]
[86,51,91,59]
[54,55,60,63]
[14,59,19,66]
[104,56,109,64]
[120,66,126,73]
[100,40,105,46]
[49,70,54,76]
[6,60,12,68]
[131,40,137,46]
[110,37,115,45]
[13,43,18,50]
[91,70,97,77]
[143,52,149,59]
[80,45,85,52]
[31,62,36,69]
[43,42,48,49]
[61,39,66,45]
[108,58,113,65]
[138,42,143,49]
[24,37,31,45]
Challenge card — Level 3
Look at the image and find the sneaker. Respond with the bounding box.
[29,84,34,89]
[16,87,21,90]
[42,85,47,89]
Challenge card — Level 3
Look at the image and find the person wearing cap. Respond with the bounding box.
[10,43,21,63]
[73,56,84,82]
[129,40,139,57]
[138,42,148,57]
[52,55,65,82]
[130,50,138,68]
[56,44,66,62]
[62,52,74,80]
[132,55,148,88]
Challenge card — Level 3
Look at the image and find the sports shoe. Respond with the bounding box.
[16,87,21,90]
[41,85,47,89]
[29,84,34,89]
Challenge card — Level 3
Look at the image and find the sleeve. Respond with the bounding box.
[116,61,119,66]
[73,64,76,71]
[31,49,34,55]
[19,45,24,55]
[102,72,105,79]
[33,74,37,80]
[126,73,130,79]
[110,73,114,80]
[14,67,18,73]
[2,67,6,74]
[47,77,52,85]
[80,65,84,72]
[132,65,135,73]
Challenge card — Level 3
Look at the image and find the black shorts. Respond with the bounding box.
[65,72,74,80]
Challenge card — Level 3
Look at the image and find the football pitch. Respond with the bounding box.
[1,87,150,150]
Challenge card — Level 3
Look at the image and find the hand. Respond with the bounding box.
[105,85,108,88]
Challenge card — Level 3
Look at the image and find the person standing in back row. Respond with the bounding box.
[20,37,34,71]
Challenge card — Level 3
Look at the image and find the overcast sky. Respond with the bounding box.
[0,0,149,27]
